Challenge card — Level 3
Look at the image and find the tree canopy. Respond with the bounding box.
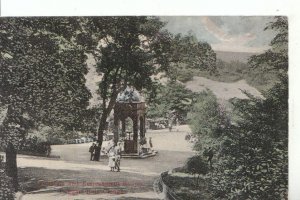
[88,17,217,144]
[0,18,91,138]
[0,17,92,191]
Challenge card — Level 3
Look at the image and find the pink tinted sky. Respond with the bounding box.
[161,16,276,53]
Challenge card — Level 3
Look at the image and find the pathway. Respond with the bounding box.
[17,125,195,200]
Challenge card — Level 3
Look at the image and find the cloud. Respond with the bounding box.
[161,16,275,53]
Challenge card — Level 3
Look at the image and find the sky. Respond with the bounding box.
[161,16,276,53]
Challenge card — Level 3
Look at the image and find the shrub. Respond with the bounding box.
[19,136,50,155]
[186,155,209,175]
[0,165,15,200]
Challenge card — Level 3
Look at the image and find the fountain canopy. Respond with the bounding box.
[114,86,146,154]
[116,86,144,103]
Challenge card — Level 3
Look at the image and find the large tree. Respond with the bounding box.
[90,17,217,147]
[90,17,216,148]
[0,17,91,191]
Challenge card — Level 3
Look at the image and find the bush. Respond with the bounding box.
[19,136,50,155]
[0,166,15,200]
[186,155,209,175]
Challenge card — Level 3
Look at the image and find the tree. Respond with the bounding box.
[0,17,91,191]
[147,80,196,121]
[166,33,217,81]
[188,90,230,151]
[92,17,217,146]
[209,16,288,199]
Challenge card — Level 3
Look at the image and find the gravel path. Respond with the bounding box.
[18,125,195,199]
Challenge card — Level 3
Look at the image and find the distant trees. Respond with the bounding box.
[147,81,196,121]
[197,59,278,92]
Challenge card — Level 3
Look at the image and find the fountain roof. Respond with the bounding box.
[116,86,144,103]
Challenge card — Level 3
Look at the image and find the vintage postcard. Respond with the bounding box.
[0,1,293,199]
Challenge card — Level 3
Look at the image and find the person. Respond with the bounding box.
[89,143,96,161]
[168,123,172,132]
[206,147,214,167]
[149,137,153,151]
[114,142,122,172]
[46,143,51,157]
[107,145,115,171]
[176,118,179,132]
[185,133,191,141]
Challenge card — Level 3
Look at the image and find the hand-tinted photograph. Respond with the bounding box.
[0,16,288,200]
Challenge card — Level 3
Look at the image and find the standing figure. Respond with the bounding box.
[89,143,96,161]
[46,143,51,157]
[114,142,122,172]
[107,146,115,171]
[168,123,172,132]
[207,147,214,167]
[149,137,153,151]
[176,118,180,132]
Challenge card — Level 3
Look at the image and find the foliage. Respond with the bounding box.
[0,17,91,149]
[0,17,92,191]
[18,136,50,155]
[205,17,288,199]
[89,17,216,144]
[186,17,288,199]
[186,155,209,175]
[0,169,15,200]
[76,106,102,134]
[198,59,278,92]
[162,171,212,200]
[89,17,171,143]
[188,90,230,151]
[166,33,217,81]
[147,80,196,120]
[210,87,288,199]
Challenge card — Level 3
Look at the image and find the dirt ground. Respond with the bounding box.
[15,125,195,200]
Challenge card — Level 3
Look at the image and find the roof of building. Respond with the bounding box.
[116,86,144,103]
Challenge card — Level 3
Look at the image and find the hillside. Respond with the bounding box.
[185,76,263,100]
[215,51,256,63]
[84,59,265,107]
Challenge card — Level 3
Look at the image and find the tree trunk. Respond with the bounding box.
[95,109,108,161]
[5,143,19,191]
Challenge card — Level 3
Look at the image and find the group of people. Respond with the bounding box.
[139,137,153,154]
[89,143,101,161]
[107,142,122,172]
[89,142,122,172]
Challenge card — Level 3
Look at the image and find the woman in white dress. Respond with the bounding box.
[107,146,115,171]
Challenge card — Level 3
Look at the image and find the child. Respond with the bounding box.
[108,146,115,171]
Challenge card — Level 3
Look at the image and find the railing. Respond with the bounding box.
[156,171,183,200]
